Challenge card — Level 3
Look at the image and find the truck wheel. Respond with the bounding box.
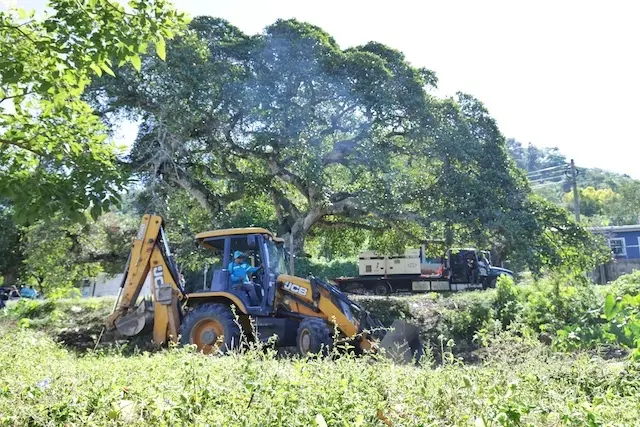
[297,317,334,357]
[373,282,391,296]
[180,303,241,354]
[343,282,366,295]
[488,277,497,289]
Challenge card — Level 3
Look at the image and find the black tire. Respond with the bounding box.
[488,277,498,289]
[297,317,334,356]
[179,303,241,354]
[373,282,391,296]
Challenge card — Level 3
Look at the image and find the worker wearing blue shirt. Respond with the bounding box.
[228,251,262,304]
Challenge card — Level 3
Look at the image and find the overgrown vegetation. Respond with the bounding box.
[4,273,640,424]
[6,271,640,360]
[2,309,640,425]
[352,273,640,360]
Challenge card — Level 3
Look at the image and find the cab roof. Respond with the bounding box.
[195,227,275,241]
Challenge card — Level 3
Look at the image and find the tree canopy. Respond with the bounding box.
[85,16,607,274]
[0,0,187,223]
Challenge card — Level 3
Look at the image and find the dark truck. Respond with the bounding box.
[333,247,514,296]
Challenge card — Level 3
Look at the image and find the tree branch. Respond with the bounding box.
[322,123,373,166]
[268,158,310,200]
[0,137,47,157]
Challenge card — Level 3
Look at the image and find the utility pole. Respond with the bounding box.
[570,159,580,222]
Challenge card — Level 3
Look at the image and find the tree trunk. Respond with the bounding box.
[2,272,16,286]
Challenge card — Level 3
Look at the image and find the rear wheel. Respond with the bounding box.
[180,303,241,354]
[373,282,391,296]
[342,282,367,295]
[297,317,334,356]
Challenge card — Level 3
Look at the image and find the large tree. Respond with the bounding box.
[89,17,606,273]
[0,0,187,222]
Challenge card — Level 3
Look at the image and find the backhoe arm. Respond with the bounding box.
[105,214,185,344]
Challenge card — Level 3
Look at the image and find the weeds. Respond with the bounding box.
[1,326,639,426]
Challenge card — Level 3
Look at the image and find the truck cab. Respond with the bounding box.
[446,248,513,289]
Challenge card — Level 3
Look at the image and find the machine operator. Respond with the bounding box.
[228,251,263,304]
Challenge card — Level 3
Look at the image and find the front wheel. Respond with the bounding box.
[488,277,498,289]
[180,303,241,354]
[297,317,334,357]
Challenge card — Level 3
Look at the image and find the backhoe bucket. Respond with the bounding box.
[115,300,154,337]
[379,320,423,364]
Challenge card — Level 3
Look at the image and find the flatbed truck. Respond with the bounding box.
[333,247,513,296]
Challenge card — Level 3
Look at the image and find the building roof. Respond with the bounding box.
[588,225,640,233]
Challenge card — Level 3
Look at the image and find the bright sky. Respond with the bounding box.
[7,0,640,178]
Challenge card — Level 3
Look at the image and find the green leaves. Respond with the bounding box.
[604,293,618,321]
[130,54,142,72]
[155,36,166,61]
[0,0,187,223]
[100,62,116,77]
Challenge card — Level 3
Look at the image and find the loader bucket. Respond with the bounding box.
[115,301,154,337]
[379,319,424,364]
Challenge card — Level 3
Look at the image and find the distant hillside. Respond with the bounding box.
[506,139,640,226]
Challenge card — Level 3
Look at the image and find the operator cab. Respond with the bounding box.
[195,228,288,316]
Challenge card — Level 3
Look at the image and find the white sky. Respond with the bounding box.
[7,0,640,178]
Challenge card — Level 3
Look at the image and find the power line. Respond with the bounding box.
[526,163,569,173]
[530,181,564,189]
[528,169,568,178]
[528,174,568,184]
[526,163,569,177]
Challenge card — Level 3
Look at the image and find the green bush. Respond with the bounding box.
[294,258,358,281]
[351,296,413,326]
[4,297,114,333]
[6,298,56,319]
[494,275,521,325]
[521,274,599,334]
[610,270,640,297]
[440,292,494,342]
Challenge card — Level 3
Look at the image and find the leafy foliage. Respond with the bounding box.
[2,299,640,426]
[86,17,606,276]
[20,211,138,294]
[0,0,187,222]
[0,205,23,284]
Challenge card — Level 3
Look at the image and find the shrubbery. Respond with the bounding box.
[0,326,639,426]
[355,271,640,358]
[294,258,358,281]
[2,273,640,424]
[5,271,640,358]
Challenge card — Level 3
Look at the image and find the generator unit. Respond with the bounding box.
[358,248,422,276]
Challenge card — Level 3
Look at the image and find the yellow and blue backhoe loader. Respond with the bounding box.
[104,215,423,362]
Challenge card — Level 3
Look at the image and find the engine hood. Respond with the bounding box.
[489,266,514,277]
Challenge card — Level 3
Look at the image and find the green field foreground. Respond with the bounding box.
[3,274,640,426]
[1,326,639,426]
[1,286,640,426]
